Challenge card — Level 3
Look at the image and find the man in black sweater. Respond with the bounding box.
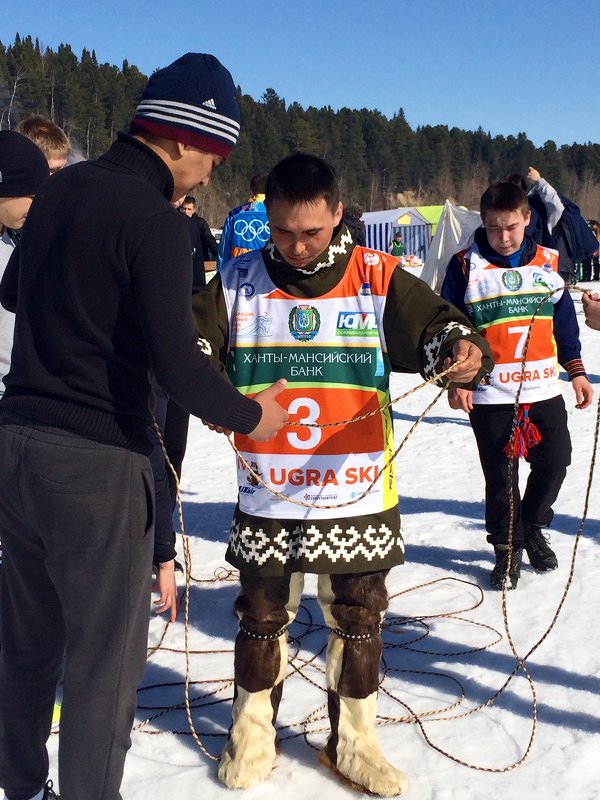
[180,194,219,290]
[0,53,287,800]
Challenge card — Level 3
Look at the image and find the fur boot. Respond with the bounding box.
[218,631,287,789]
[321,632,408,796]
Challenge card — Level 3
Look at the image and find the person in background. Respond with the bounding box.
[179,194,218,291]
[503,167,594,285]
[0,53,287,800]
[388,230,405,257]
[0,131,49,582]
[0,132,49,393]
[192,152,491,797]
[16,116,71,174]
[217,172,270,270]
[342,202,366,246]
[441,180,593,591]
[581,219,600,281]
[593,219,600,280]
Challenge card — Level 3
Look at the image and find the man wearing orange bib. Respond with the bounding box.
[192,153,492,796]
[441,181,593,590]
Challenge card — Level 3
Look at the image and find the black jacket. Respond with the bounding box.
[0,133,261,451]
[184,213,218,292]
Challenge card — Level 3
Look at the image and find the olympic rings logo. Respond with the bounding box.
[233,218,270,243]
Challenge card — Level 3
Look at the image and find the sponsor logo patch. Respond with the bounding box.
[336,311,378,337]
[238,282,255,298]
[501,269,523,291]
[289,305,320,341]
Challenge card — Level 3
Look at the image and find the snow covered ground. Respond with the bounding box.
[50,288,600,799]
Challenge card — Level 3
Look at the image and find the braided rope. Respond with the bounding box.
[102,287,599,776]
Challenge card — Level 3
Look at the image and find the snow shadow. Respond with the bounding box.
[182,576,600,733]
[392,410,471,426]
[178,500,235,543]
[379,626,600,734]
[399,494,600,545]
[135,656,233,761]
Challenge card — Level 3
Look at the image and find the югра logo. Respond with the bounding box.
[289,305,321,341]
[501,269,523,291]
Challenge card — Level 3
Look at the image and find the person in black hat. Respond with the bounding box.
[0,54,287,800]
[0,130,49,392]
[0,130,48,600]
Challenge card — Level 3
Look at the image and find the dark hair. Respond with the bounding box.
[265,152,340,212]
[499,172,528,192]
[250,172,268,195]
[344,202,363,220]
[480,181,529,220]
[182,195,196,206]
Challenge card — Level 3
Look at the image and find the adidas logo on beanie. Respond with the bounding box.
[130,53,240,159]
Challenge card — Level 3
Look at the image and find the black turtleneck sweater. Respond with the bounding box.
[0,133,261,450]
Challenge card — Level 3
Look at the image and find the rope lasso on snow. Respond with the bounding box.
[129,288,599,775]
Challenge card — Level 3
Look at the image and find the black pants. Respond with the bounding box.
[0,416,154,800]
[469,395,572,547]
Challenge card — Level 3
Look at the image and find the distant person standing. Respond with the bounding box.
[217,173,270,269]
[503,167,597,285]
[389,230,405,257]
[581,219,600,281]
[179,195,218,291]
[16,115,71,174]
[593,220,600,281]
[180,195,218,260]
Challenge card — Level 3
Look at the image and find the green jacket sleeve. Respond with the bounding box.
[190,273,230,373]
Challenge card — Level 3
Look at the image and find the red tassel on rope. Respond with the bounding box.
[504,404,542,459]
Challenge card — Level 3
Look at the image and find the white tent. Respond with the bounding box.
[361,207,431,260]
[420,200,481,293]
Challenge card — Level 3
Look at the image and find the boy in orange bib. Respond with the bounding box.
[441,181,593,590]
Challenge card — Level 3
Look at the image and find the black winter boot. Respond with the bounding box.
[524,526,558,571]
[490,546,523,590]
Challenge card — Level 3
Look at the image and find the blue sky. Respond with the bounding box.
[4,0,599,148]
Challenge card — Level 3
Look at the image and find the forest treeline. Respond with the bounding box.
[2,33,600,228]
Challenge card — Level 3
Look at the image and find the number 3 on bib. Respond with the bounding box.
[286,397,322,450]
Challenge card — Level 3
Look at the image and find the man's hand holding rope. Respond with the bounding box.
[443,339,485,385]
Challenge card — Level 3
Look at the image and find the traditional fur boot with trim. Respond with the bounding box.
[320,633,408,797]
[218,631,287,789]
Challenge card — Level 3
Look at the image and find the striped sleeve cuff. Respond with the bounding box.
[563,358,587,380]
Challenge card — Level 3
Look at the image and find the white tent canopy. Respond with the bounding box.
[361,207,431,260]
[420,200,481,293]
